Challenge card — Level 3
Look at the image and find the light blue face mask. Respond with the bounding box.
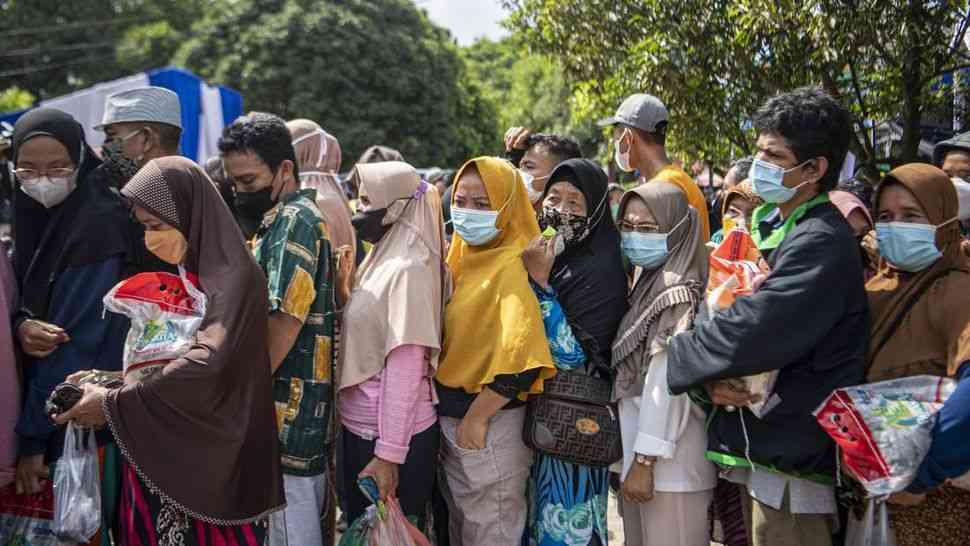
[620,213,689,269]
[875,220,953,272]
[750,158,812,204]
[610,203,621,221]
[452,207,501,246]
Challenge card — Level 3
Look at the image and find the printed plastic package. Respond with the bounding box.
[814,375,956,496]
[102,268,206,382]
[706,226,777,417]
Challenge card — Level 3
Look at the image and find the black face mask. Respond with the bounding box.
[234,187,275,224]
[539,207,591,247]
[352,208,390,244]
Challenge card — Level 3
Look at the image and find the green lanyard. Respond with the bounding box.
[751,193,830,251]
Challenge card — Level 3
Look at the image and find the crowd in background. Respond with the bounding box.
[0,81,969,546]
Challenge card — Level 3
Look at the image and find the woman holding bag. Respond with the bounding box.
[520,158,628,546]
[55,157,284,545]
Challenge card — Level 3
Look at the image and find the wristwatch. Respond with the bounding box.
[635,454,656,467]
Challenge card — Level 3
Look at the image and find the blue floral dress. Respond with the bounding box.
[527,284,609,546]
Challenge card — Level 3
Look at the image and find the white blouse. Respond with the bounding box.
[617,349,717,493]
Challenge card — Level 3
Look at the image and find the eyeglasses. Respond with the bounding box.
[15,167,75,181]
[617,220,660,234]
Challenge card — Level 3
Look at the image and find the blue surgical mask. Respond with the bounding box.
[620,213,689,269]
[610,203,621,220]
[751,158,812,204]
[452,207,500,246]
[875,220,952,273]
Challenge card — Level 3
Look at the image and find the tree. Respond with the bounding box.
[175,0,497,170]
[0,87,35,113]
[504,0,970,176]
[462,37,604,158]
[0,0,206,100]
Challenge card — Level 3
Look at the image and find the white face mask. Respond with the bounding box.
[518,169,548,204]
[614,129,634,173]
[952,177,970,221]
[20,174,77,208]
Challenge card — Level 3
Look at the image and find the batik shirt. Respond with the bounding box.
[253,188,335,477]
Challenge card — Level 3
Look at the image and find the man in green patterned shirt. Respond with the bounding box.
[220,112,336,546]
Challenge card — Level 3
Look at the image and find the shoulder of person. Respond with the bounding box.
[779,205,858,262]
[934,268,970,325]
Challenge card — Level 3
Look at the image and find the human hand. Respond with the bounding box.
[335,244,355,306]
[53,383,109,428]
[17,319,69,358]
[457,414,489,451]
[704,379,760,407]
[621,460,655,504]
[15,454,48,495]
[358,456,400,501]
[504,127,532,152]
[887,491,926,506]
[522,235,557,290]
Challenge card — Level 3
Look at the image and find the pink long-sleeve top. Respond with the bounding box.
[338,344,437,464]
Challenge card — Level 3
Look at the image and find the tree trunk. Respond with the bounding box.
[899,0,924,163]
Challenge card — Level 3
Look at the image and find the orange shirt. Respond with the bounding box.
[650,164,711,240]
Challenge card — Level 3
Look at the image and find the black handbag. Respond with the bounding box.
[524,369,623,468]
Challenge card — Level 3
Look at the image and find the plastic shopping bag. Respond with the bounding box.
[52,422,101,542]
[0,483,59,546]
[337,477,431,546]
[706,227,777,417]
[844,498,898,546]
[814,375,956,496]
[103,268,206,382]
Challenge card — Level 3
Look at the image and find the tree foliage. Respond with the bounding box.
[462,37,604,158]
[175,0,497,170]
[505,0,970,175]
[0,0,205,99]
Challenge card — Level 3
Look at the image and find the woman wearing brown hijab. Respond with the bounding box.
[56,156,284,544]
[864,163,970,546]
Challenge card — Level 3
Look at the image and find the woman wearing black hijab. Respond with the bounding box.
[10,108,130,496]
[521,158,629,546]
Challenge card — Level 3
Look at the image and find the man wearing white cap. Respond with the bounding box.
[599,93,710,239]
[96,86,183,187]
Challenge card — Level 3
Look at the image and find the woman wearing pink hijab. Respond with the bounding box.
[0,245,19,488]
[830,189,878,279]
[287,119,358,304]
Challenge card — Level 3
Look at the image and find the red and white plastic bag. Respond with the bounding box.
[103,267,206,382]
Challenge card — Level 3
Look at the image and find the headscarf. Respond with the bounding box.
[866,163,970,376]
[436,157,556,396]
[107,157,284,524]
[11,108,129,321]
[540,159,628,368]
[720,180,763,220]
[611,182,709,400]
[340,162,448,389]
[287,119,356,257]
[829,190,873,229]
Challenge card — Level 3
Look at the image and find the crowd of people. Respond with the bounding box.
[0,81,968,546]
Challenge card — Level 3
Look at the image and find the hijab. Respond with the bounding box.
[866,163,970,377]
[540,159,628,369]
[287,119,356,255]
[340,162,448,389]
[612,182,709,400]
[11,108,130,321]
[436,157,556,396]
[829,190,873,228]
[107,157,284,524]
[720,180,763,220]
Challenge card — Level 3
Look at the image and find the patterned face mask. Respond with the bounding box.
[102,130,143,184]
[539,206,591,247]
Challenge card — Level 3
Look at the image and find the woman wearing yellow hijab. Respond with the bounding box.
[435,157,556,545]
